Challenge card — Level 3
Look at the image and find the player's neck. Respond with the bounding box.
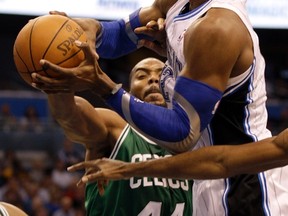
[189,0,208,10]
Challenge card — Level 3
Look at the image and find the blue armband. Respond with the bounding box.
[96,8,153,59]
[106,77,222,154]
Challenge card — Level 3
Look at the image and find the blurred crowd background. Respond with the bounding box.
[0,12,288,216]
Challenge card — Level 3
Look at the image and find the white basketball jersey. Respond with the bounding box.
[161,0,288,215]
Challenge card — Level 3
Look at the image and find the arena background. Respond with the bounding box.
[0,1,287,215]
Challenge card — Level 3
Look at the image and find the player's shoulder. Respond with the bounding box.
[0,202,28,216]
[185,8,245,45]
[203,8,246,35]
[96,107,127,128]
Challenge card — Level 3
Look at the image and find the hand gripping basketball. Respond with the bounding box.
[13,14,87,87]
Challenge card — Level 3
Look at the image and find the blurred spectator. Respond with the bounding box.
[28,159,47,183]
[57,138,84,167]
[0,150,23,186]
[19,105,44,133]
[0,150,86,215]
[0,103,17,132]
[64,183,85,213]
[30,195,50,216]
[52,196,76,216]
[51,159,79,190]
[0,177,27,209]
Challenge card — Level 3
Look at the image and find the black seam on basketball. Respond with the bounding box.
[20,69,45,74]
[41,18,70,77]
[56,49,82,65]
[30,17,40,72]
[42,18,70,60]
[14,46,34,84]
[14,46,30,73]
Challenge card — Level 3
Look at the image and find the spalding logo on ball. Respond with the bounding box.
[13,14,87,87]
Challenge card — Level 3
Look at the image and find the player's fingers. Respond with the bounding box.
[138,40,167,57]
[67,160,99,172]
[49,11,68,17]
[76,179,86,188]
[81,172,102,183]
[31,73,72,90]
[39,59,74,77]
[31,82,72,93]
[97,180,107,196]
[134,26,155,35]
[74,40,99,61]
[67,162,87,172]
[146,19,165,30]
[146,20,159,30]
[157,18,165,30]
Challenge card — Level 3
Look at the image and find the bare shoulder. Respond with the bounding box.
[186,8,246,45]
[96,108,127,148]
[0,202,28,216]
[96,108,127,129]
[182,8,249,89]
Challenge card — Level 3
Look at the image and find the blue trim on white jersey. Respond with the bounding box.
[223,178,230,216]
[174,0,212,22]
[223,58,256,97]
[243,71,258,142]
[258,173,271,216]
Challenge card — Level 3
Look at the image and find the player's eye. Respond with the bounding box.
[136,73,147,80]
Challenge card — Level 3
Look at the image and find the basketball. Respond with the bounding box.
[0,202,28,216]
[13,14,87,86]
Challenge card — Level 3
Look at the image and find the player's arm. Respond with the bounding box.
[98,15,242,152]
[47,93,125,146]
[68,129,288,183]
[103,10,250,152]
[87,0,175,58]
[51,0,173,58]
[33,10,245,154]
[180,8,250,91]
[34,40,217,154]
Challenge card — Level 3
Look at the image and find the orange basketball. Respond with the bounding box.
[13,14,87,86]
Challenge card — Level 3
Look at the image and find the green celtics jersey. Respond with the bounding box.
[85,125,193,216]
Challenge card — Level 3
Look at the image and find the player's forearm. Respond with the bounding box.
[47,93,87,141]
[204,136,288,178]
[226,133,288,175]
[121,135,288,180]
[122,151,216,180]
[71,130,288,182]
[96,5,165,59]
[105,77,222,154]
[47,93,77,122]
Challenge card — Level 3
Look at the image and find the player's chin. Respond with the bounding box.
[144,95,167,107]
[151,101,167,107]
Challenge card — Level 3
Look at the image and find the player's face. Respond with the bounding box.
[130,58,166,107]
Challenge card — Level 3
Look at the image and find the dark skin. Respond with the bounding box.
[33,0,253,97]
[31,3,254,154]
[29,2,288,197]
[67,129,288,186]
[46,58,166,192]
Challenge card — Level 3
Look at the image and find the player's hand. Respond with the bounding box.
[67,158,129,185]
[135,18,167,57]
[31,41,117,97]
[96,180,109,196]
